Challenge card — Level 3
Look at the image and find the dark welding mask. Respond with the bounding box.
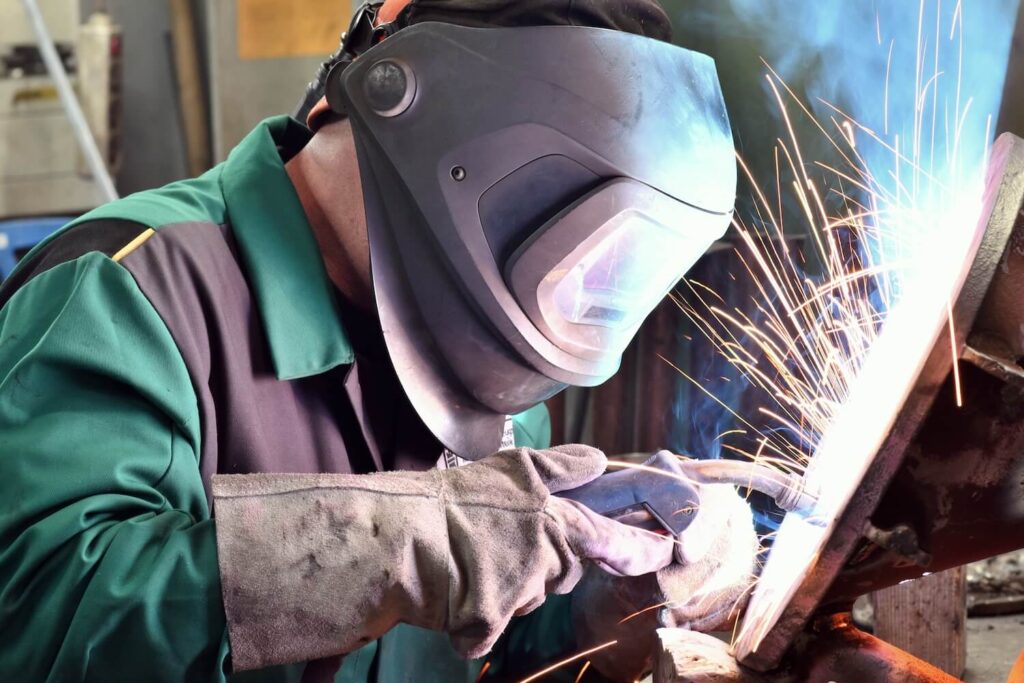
[323,21,736,459]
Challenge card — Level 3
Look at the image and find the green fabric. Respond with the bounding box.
[29,116,354,382]
[218,118,353,379]
[0,254,225,681]
[0,116,574,683]
[512,403,552,450]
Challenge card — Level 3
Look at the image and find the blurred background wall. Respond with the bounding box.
[79,0,189,193]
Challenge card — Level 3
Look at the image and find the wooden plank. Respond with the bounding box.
[870,565,967,678]
[169,0,211,177]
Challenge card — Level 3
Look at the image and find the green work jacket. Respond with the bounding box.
[0,116,587,683]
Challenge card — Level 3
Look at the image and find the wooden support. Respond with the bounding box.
[169,0,212,177]
[870,566,968,678]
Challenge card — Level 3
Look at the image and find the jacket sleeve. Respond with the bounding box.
[0,253,229,681]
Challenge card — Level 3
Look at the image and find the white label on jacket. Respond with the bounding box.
[436,416,515,469]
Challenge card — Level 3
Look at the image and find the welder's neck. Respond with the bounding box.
[285,118,375,314]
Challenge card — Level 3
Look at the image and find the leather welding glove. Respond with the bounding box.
[212,445,675,672]
[570,483,758,682]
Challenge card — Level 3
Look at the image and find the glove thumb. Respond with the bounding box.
[522,444,607,494]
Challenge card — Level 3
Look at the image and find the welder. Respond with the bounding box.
[0,1,757,681]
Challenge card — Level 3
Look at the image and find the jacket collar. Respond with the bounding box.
[220,116,354,380]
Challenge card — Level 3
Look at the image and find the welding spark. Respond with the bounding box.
[666,0,996,660]
[678,53,984,480]
[533,4,1004,681]
[516,640,617,683]
[618,601,673,625]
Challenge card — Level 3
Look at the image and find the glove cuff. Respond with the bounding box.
[212,471,449,671]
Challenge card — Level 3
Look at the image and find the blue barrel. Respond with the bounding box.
[0,217,73,280]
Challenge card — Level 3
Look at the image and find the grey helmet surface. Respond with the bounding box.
[329,22,736,459]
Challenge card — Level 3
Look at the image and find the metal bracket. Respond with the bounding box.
[962,335,1024,388]
[863,521,933,568]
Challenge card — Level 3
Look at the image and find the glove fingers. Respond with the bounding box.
[674,505,718,565]
[676,484,754,565]
[524,444,608,494]
[658,485,759,632]
[552,497,674,576]
[658,572,753,632]
[589,559,626,578]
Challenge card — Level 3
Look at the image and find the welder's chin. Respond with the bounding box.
[506,178,729,363]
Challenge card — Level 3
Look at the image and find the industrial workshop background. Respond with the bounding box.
[5,1,1024,681]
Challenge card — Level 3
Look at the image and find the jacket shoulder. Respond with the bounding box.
[1,168,230,307]
[68,166,227,231]
[0,218,148,310]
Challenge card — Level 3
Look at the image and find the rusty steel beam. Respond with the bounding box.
[791,615,961,683]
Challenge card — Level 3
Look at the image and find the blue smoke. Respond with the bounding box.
[672,1,1018,183]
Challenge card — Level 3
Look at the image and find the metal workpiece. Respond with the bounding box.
[788,615,960,683]
[733,132,1024,672]
[829,133,1024,599]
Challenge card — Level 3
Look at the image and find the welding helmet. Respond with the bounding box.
[320,13,736,459]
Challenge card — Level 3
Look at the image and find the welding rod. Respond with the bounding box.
[678,458,819,513]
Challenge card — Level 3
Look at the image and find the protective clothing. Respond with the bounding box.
[330,20,736,459]
[0,116,565,683]
[570,483,758,682]
[212,445,675,671]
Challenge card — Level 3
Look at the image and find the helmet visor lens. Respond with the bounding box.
[508,178,731,360]
[551,208,722,330]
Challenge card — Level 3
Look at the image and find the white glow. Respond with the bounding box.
[733,182,985,658]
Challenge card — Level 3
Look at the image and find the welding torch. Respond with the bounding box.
[559,450,818,538]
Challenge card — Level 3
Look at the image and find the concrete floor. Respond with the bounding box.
[964,615,1023,682]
